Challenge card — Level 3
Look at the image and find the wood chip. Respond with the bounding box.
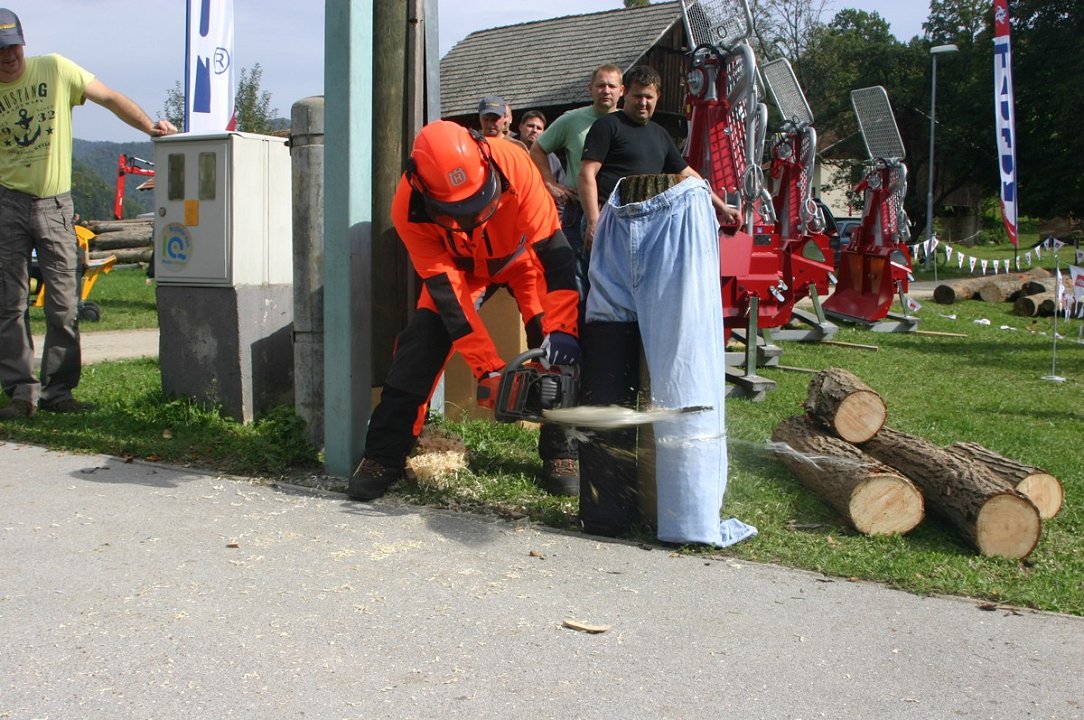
[562,619,611,634]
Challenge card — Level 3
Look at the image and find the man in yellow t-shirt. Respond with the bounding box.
[0,8,177,419]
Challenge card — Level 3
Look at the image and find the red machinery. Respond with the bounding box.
[114,153,155,220]
[821,86,917,332]
[680,0,837,396]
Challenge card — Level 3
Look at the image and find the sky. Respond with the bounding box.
[15,0,926,144]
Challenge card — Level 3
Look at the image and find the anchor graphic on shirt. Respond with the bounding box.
[13,109,41,148]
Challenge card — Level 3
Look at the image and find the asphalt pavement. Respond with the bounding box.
[1,441,1082,719]
[9,281,1083,718]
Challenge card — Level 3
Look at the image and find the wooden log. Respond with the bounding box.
[933,268,1051,305]
[771,415,924,536]
[803,367,886,444]
[978,275,1040,303]
[84,219,154,234]
[1012,292,1054,317]
[933,277,988,305]
[90,228,153,250]
[91,247,153,264]
[860,427,1041,559]
[944,441,1063,519]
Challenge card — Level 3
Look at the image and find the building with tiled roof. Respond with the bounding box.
[439,2,688,135]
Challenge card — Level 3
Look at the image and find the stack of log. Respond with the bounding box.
[82,218,154,266]
[932,268,1072,317]
[771,367,1062,559]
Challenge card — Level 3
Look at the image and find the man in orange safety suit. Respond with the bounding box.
[347,120,581,501]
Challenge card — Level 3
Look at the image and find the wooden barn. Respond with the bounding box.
[439,2,689,137]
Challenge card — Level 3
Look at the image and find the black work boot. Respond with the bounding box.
[347,458,405,501]
[540,458,580,497]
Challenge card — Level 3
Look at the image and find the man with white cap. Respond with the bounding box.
[0,8,177,420]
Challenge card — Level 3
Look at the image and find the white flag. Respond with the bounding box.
[185,0,236,133]
[1056,267,1065,311]
[1070,265,1084,303]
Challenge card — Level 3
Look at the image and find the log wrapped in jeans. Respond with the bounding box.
[578,176,756,547]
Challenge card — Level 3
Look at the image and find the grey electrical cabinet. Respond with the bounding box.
[153,132,292,286]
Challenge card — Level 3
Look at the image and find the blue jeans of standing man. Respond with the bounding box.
[560,200,589,324]
[0,189,81,407]
[580,177,756,547]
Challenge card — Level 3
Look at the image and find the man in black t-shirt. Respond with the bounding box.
[578,65,738,247]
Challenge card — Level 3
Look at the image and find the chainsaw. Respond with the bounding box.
[493,348,579,423]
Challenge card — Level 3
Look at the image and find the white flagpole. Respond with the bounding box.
[1042,249,1065,382]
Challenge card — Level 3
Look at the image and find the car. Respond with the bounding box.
[813,200,860,267]
[835,217,862,250]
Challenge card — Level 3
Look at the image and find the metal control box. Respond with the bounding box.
[153,132,292,286]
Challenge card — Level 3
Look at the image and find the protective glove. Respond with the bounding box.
[541,331,582,367]
[476,371,502,410]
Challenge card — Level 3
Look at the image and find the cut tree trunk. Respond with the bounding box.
[91,247,152,264]
[944,441,1063,519]
[978,276,1029,303]
[1012,292,1055,317]
[933,268,1051,305]
[803,367,886,444]
[860,427,1041,559]
[84,219,154,234]
[772,415,923,536]
[90,228,153,250]
[933,277,988,305]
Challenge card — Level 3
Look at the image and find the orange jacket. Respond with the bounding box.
[391,136,579,378]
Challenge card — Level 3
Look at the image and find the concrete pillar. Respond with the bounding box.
[323,1,374,478]
[290,97,325,449]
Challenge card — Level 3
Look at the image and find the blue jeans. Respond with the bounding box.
[0,189,81,406]
[582,177,756,547]
[561,201,589,322]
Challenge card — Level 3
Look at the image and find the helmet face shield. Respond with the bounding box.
[421,160,501,231]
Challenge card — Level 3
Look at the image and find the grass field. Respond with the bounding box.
[5,255,1083,615]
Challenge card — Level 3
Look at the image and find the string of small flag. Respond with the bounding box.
[908,235,1084,320]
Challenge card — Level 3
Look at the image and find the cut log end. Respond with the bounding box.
[1016,473,1063,520]
[849,475,924,535]
[833,390,887,444]
[975,493,1041,559]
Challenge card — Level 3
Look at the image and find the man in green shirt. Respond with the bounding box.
[0,8,177,419]
[529,64,623,304]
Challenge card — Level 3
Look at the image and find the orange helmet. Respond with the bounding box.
[407,121,501,231]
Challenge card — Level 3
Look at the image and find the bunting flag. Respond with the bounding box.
[1072,265,1084,303]
[185,0,236,132]
[1055,267,1065,311]
[993,0,1018,245]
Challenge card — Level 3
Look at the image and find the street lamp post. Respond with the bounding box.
[925,43,959,279]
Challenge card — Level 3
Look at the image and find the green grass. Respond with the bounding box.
[4,257,1083,615]
[29,266,158,334]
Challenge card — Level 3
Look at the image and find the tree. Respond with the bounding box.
[624,0,650,7]
[1010,0,1084,219]
[234,64,279,134]
[161,63,278,134]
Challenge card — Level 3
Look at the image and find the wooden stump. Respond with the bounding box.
[772,415,923,535]
[944,441,1063,519]
[804,367,886,444]
[860,428,1041,559]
